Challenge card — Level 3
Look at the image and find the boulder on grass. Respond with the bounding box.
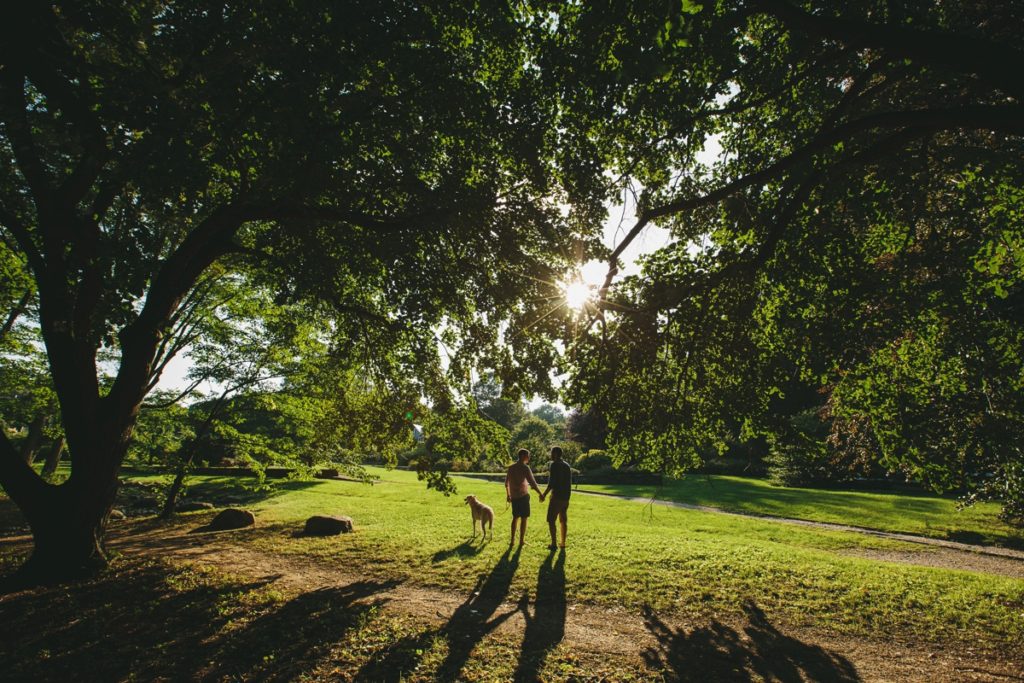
[177,501,215,512]
[207,508,256,531]
[315,468,340,479]
[302,515,353,536]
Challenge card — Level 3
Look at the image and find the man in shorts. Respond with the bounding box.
[540,446,572,550]
[505,448,542,546]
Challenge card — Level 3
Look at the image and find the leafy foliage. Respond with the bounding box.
[559,0,1024,516]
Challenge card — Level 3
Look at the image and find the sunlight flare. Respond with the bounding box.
[564,280,592,311]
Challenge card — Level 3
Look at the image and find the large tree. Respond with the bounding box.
[557,1,1024,513]
[0,1,603,578]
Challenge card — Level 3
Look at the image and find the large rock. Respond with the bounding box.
[108,509,126,521]
[207,508,256,531]
[315,468,340,479]
[177,501,215,512]
[302,515,353,536]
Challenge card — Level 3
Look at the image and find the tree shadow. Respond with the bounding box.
[167,478,325,508]
[355,630,438,682]
[206,580,398,681]
[434,545,522,682]
[432,538,487,563]
[642,600,859,682]
[0,557,399,681]
[513,547,566,682]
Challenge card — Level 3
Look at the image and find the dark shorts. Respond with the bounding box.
[546,496,569,523]
[511,495,531,518]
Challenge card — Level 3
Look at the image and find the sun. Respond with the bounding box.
[564,280,591,311]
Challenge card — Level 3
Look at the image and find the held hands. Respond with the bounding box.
[539,492,546,502]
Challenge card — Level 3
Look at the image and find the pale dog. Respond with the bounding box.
[463,494,494,538]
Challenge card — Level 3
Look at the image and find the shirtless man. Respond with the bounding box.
[505,449,542,546]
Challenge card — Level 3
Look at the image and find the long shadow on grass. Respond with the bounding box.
[642,600,859,682]
[434,545,522,682]
[512,547,566,682]
[432,538,487,563]
[171,478,325,507]
[206,580,398,681]
[0,557,397,681]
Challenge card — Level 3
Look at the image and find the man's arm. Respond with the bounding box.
[505,469,511,502]
[527,467,542,495]
[541,465,553,501]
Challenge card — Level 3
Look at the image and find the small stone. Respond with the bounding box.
[207,508,256,531]
[109,509,126,521]
[302,515,353,536]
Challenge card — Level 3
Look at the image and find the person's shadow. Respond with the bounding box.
[513,547,567,682]
[435,545,522,682]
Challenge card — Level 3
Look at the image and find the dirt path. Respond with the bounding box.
[577,490,1024,577]
[109,525,1024,682]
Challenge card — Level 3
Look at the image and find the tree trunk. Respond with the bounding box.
[19,414,47,464]
[161,391,230,519]
[16,476,118,582]
[41,436,65,478]
[161,465,187,518]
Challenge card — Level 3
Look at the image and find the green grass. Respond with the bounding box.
[577,474,1024,549]
[132,467,1024,650]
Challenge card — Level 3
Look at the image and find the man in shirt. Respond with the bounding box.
[505,448,542,547]
[540,446,572,550]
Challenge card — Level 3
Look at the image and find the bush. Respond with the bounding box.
[575,449,613,472]
[765,443,833,487]
[766,410,836,487]
[578,465,662,485]
[397,443,427,467]
[699,456,768,477]
[449,458,474,472]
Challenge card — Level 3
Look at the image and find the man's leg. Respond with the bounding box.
[510,516,518,545]
[547,503,558,548]
[519,517,528,545]
[559,509,568,547]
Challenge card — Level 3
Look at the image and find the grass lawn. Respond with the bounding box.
[577,474,1024,549]
[116,467,1024,651]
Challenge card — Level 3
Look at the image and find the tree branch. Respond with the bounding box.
[0,424,51,512]
[0,289,32,341]
[752,0,1024,97]
[647,105,1024,222]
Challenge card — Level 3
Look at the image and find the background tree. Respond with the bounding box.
[510,415,558,470]
[565,408,608,452]
[530,403,566,428]
[472,374,527,431]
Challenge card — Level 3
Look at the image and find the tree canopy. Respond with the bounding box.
[0,0,607,576]
[560,0,1024,518]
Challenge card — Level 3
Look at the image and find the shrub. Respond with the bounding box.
[575,449,613,472]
